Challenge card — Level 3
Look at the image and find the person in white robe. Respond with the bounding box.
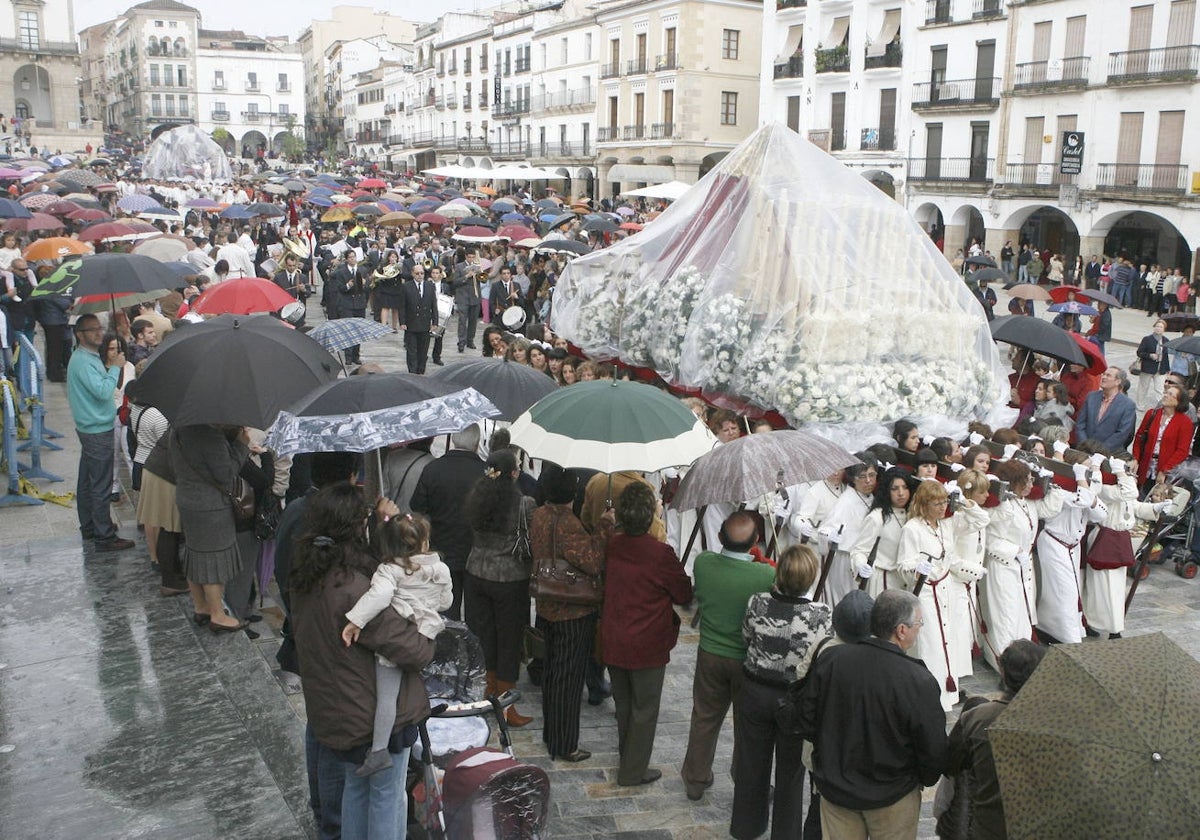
[897,479,988,711]
[815,460,878,606]
[1035,460,1109,644]
[849,468,917,598]
[947,469,991,680]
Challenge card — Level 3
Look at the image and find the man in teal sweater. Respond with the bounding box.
[681,510,775,801]
[66,314,133,552]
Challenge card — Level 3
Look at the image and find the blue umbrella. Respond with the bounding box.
[500,212,525,222]
[547,212,576,230]
[117,194,161,213]
[1048,301,1100,317]
[307,195,333,207]
[0,198,33,219]
[535,198,560,210]
[160,261,201,277]
[539,212,560,223]
[409,199,438,213]
[219,205,253,220]
[491,199,517,213]
[308,317,395,353]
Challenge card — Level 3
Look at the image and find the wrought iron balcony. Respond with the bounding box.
[598,126,620,142]
[907,157,995,183]
[864,41,902,70]
[655,53,678,71]
[514,58,530,73]
[457,139,491,153]
[925,0,951,25]
[651,122,676,139]
[600,62,621,79]
[448,63,458,76]
[1012,57,1090,91]
[1107,45,1200,84]
[623,124,647,141]
[860,127,896,151]
[533,88,596,112]
[774,55,804,79]
[776,0,806,8]
[492,141,532,159]
[434,96,445,110]
[1095,163,1188,193]
[815,46,849,73]
[211,110,230,121]
[911,77,1000,109]
[626,58,647,75]
[972,0,1003,18]
[1003,162,1073,187]
[462,95,472,110]
[447,96,458,109]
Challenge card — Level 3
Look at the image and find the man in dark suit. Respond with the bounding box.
[489,265,521,326]
[272,252,307,299]
[1074,366,1138,451]
[329,250,370,364]
[453,249,483,351]
[410,424,486,619]
[400,262,438,374]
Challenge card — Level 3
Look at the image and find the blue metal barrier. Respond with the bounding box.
[13,334,62,481]
[0,378,42,507]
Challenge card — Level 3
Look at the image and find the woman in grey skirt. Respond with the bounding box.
[170,424,250,632]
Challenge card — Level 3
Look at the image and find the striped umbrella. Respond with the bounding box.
[508,380,717,473]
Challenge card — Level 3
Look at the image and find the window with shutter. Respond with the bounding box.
[1154,111,1185,188]
[1116,112,1145,187]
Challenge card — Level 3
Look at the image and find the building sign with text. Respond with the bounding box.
[1060,131,1084,175]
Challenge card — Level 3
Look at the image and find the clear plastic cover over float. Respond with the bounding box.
[142,124,235,182]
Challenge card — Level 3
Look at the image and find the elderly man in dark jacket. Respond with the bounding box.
[410,423,485,619]
[796,589,948,838]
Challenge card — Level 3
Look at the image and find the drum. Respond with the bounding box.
[502,306,526,331]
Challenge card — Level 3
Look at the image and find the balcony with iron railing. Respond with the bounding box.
[623,124,647,141]
[462,94,472,110]
[492,140,532,159]
[464,60,472,75]
[434,95,445,110]
[651,122,676,139]
[211,110,230,121]
[515,58,531,73]
[908,157,995,183]
[245,80,259,91]
[479,92,489,109]
[495,100,531,117]
[436,64,445,77]
[601,62,621,79]
[386,134,406,147]
[356,130,385,143]
[457,138,491,153]
[448,62,458,76]
[655,53,678,71]
[432,134,458,150]
[864,41,902,70]
[860,127,896,151]
[972,0,1003,19]
[1107,45,1200,84]
[538,141,593,158]
[911,77,1000,110]
[776,0,806,8]
[1095,163,1188,193]
[598,125,620,142]
[243,111,262,122]
[1002,162,1075,188]
[384,104,397,114]
[815,45,850,73]
[1012,57,1090,92]
[447,96,458,109]
[925,0,951,25]
[626,57,648,75]
[774,55,804,78]
[535,87,596,112]
[0,38,79,56]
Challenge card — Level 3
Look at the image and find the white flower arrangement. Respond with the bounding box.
[684,293,755,394]
[619,265,705,374]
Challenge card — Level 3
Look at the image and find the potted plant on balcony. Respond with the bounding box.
[816,44,849,73]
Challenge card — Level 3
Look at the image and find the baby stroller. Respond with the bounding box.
[409,621,551,840]
[1138,457,1200,579]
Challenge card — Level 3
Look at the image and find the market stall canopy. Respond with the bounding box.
[142,125,233,182]
[551,122,1006,432]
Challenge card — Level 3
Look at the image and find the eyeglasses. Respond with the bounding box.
[904,619,925,630]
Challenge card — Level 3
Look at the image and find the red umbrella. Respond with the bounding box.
[497,224,536,242]
[1069,332,1107,376]
[1048,285,1085,304]
[619,222,644,232]
[350,189,375,199]
[78,222,137,242]
[417,212,449,227]
[452,226,502,242]
[125,220,160,233]
[66,208,112,222]
[43,200,82,217]
[190,277,297,316]
[357,178,387,190]
[4,213,64,232]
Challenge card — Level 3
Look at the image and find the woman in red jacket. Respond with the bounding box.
[1133,382,1194,492]
[601,481,693,788]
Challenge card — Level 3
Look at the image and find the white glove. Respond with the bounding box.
[922,434,935,446]
[944,480,960,496]
[856,564,874,579]
[1053,440,1070,456]
[771,501,789,519]
[968,431,985,446]
[950,462,965,472]
[1154,500,1173,514]
[1072,463,1090,483]
[798,521,816,540]
[817,526,833,543]
[1110,457,1127,475]
[915,558,935,576]
[1002,443,1018,461]
[1088,453,1106,469]
[1038,467,1055,478]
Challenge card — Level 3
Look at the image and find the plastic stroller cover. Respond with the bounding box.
[442,747,551,840]
[415,620,492,764]
[142,125,234,182]
[551,123,1008,443]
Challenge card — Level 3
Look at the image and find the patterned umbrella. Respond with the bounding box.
[57,169,105,188]
[117,194,161,213]
[508,379,717,473]
[990,633,1200,839]
[19,193,58,210]
[307,317,394,353]
[670,430,859,512]
[265,373,500,457]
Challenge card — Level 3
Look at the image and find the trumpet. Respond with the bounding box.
[423,258,435,271]
[476,270,491,282]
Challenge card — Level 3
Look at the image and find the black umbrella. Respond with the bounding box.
[246,202,285,217]
[990,315,1086,365]
[970,267,1010,283]
[965,254,997,268]
[536,239,589,256]
[459,215,494,228]
[582,217,619,234]
[1073,288,1124,309]
[546,212,577,230]
[427,357,560,422]
[1168,335,1200,356]
[1163,313,1200,333]
[30,253,182,299]
[135,314,339,429]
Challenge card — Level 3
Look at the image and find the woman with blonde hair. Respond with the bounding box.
[731,544,832,840]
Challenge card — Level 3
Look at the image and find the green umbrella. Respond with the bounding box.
[990,633,1200,839]
[507,379,716,473]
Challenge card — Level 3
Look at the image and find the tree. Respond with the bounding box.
[211,126,232,154]
[280,114,306,163]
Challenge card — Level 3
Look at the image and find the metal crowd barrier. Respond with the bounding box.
[0,377,42,507]
[14,333,62,482]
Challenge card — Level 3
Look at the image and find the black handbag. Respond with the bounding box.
[528,511,604,607]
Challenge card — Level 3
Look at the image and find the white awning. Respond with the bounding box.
[402,147,435,158]
[866,10,902,58]
[607,163,676,183]
[621,180,692,199]
[822,16,850,49]
[774,24,804,63]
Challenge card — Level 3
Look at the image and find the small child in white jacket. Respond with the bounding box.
[341,512,452,776]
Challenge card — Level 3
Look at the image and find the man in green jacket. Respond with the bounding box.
[681,510,775,801]
[66,314,133,551]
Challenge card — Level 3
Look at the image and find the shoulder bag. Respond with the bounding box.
[185,440,256,525]
[1084,525,1135,570]
[528,510,604,606]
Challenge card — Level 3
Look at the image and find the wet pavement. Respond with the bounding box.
[1,297,1198,839]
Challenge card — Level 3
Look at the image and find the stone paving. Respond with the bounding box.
[0,292,1197,839]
